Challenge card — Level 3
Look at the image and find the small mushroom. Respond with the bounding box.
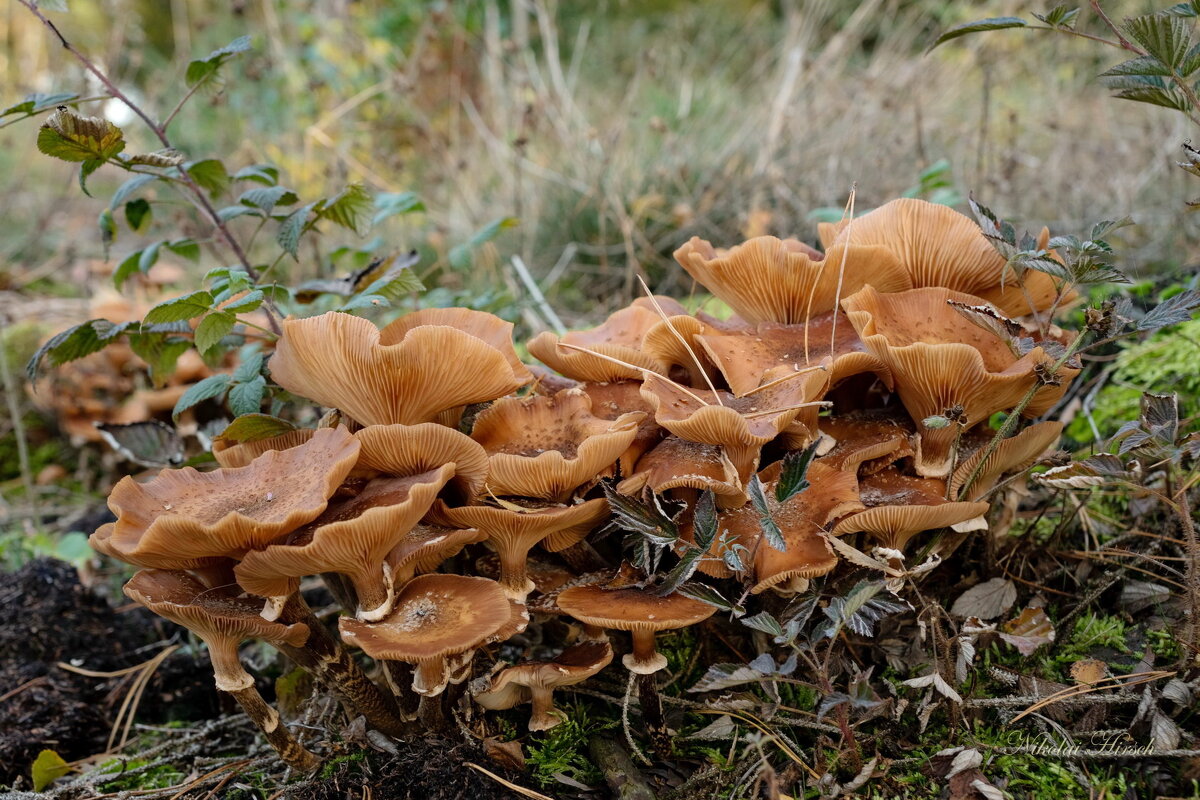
[949,420,1064,500]
[618,435,751,510]
[354,422,490,503]
[474,641,613,730]
[123,569,319,771]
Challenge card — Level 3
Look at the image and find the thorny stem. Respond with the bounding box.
[17,0,283,336]
[1176,483,1200,668]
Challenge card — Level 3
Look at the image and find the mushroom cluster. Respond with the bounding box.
[94,198,1078,764]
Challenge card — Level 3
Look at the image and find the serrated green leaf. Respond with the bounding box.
[223,289,263,314]
[318,183,373,236]
[217,204,260,222]
[232,351,264,383]
[125,198,152,233]
[929,17,1028,51]
[373,191,425,224]
[676,582,744,615]
[741,611,785,638]
[1032,5,1079,28]
[186,158,230,197]
[144,291,215,323]
[747,475,786,552]
[277,202,317,258]
[1100,55,1172,78]
[166,238,201,262]
[692,490,717,550]
[173,373,232,419]
[1124,14,1191,69]
[776,442,818,503]
[448,216,519,271]
[239,185,298,213]
[1139,289,1200,330]
[194,311,235,354]
[111,173,158,209]
[186,35,252,90]
[1167,0,1200,17]
[26,319,129,380]
[233,163,279,185]
[229,375,266,416]
[37,107,124,163]
[31,749,69,792]
[2,92,77,117]
[216,413,297,443]
[128,332,191,385]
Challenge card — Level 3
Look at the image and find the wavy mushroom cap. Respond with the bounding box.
[574,379,663,474]
[268,311,530,427]
[388,522,487,586]
[378,307,532,384]
[235,464,455,621]
[818,410,916,476]
[639,314,722,389]
[556,584,716,674]
[212,428,316,469]
[617,435,751,510]
[124,569,309,691]
[339,574,512,695]
[696,313,890,397]
[471,389,645,501]
[354,423,490,503]
[527,297,685,382]
[841,285,1076,477]
[825,198,1067,317]
[832,467,990,551]
[474,640,614,731]
[100,426,359,566]
[673,235,910,325]
[950,420,1064,501]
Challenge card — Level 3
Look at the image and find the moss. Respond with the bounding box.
[97,758,184,791]
[319,750,366,780]
[525,701,616,788]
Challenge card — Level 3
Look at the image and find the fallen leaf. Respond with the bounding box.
[999,607,1055,656]
[31,750,69,792]
[950,578,1017,620]
[904,672,963,703]
[483,737,525,771]
[1069,659,1108,685]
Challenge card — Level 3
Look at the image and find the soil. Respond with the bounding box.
[0,558,218,788]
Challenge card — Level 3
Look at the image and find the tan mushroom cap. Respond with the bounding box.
[471,389,646,501]
[389,522,487,587]
[696,313,891,397]
[428,498,610,600]
[378,307,532,385]
[841,285,1077,477]
[639,314,723,389]
[617,435,750,510]
[235,464,455,621]
[339,574,512,696]
[673,235,911,324]
[818,411,916,476]
[527,297,686,382]
[474,641,614,731]
[101,426,359,565]
[124,569,309,691]
[574,379,663,475]
[950,420,1064,501]
[556,584,716,674]
[354,423,490,503]
[825,198,1069,317]
[90,522,226,572]
[268,311,530,427]
[212,429,315,469]
[832,467,989,552]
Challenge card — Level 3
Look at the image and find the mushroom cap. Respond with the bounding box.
[825,198,1069,317]
[354,423,490,503]
[818,410,916,475]
[212,429,315,469]
[339,574,512,663]
[389,522,487,585]
[950,420,1064,501]
[428,497,610,554]
[639,314,722,390]
[475,640,614,727]
[673,235,911,324]
[527,297,684,382]
[378,307,532,385]
[268,311,530,426]
[470,389,646,501]
[556,584,716,634]
[617,435,750,509]
[832,467,990,550]
[234,465,456,618]
[101,426,360,565]
[574,379,663,473]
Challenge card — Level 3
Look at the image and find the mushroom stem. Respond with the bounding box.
[382,661,420,721]
[276,595,407,738]
[413,658,450,697]
[914,428,954,478]
[636,672,671,759]
[227,684,321,772]
[350,563,394,621]
[320,572,359,616]
[528,685,561,731]
[496,544,537,601]
[417,693,448,733]
[624,629,667,675]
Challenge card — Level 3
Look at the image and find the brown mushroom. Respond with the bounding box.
[817,410,916,476]
[212,428,316,469]
[354,422,490,503]
[473,641,613,730]
[617,435,750,510]
[950,420,1064,501]
[123,569,319,771]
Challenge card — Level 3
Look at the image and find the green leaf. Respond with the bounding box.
[98,208,117,256]
[318,183,373,236]
[676,582,744,615]
[1100,55,1172,78]
[600,481,678,541]
[36,0,69,11]
[185,35,252,90]
[373,191,425,224]
[26,319,129,380]
[111,173,158,209]
[741,611,785,638]
[217,204,260,222]
[186,158,231,197]
[928,17,1028,51]
[747,475,786,552]
[223,289,264,314]
[277,202,317,258]
[112,251,142,289]
[1124,14,1191,69]
[1167,1,1200,17]
[2,92,77,117]
[78,158,103,196]
[173,373,232,419]
[37,107,125,163]
[216,413,297,443]
[166,238,201,262]
[229,375,266,416]
[125,198,152,233]
[232,351,264,383]
[139,240,162,276]
[31,749,70,792]
[233,163,279,185]
[1032,5,1079,28]
[239,185,298,213]
[194,311,236,354]
[776,442,818,503]
[144,290,215,323]
[128,332,192,385]
[448,216,519,271]
[692,490,717,551]
[1139,289,1200,330]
